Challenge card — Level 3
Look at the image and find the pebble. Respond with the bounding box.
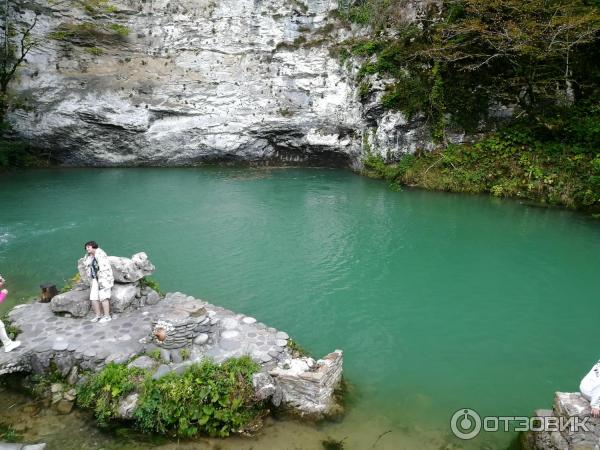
[242,316,257,324]
[52,341,69,351]
[222,318,239,330]
[276,339,288,347]
[221,330,240,339]
[194,333,209,345]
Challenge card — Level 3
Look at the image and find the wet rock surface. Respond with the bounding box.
[523,392,600,449]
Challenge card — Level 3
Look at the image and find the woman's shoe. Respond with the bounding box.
[4,340,21,353]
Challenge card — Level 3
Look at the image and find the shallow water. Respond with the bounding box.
[0,168,599,449]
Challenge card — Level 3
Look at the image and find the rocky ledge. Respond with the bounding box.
[0,254,343,421]
[522,392,600,450]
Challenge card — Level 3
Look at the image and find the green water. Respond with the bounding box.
[1,168,599,449]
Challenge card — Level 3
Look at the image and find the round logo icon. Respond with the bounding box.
[450,408,482,440]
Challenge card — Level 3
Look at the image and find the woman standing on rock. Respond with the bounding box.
[0,274,21,352]
[80,241,114,323]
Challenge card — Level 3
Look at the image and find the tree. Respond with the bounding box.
[434,0,600,114]
[0,0,39,122]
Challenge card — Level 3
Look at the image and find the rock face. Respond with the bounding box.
[5,0,443,166]
[109,253,155,283]
[523,392,600,450]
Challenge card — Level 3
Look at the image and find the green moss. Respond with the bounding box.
[29,362,67,398]
[48,30,69,40]
[0,423,22,442]
[48,21,129,42]
[109,23,129,37]
[287,338,310,358]
[61,273,81,292]
[77,0,119,15]
[85,46,104,56]
[146,349,162,361]
[322,437,346,450]
[347,3,371,24]
[139,277,162,295]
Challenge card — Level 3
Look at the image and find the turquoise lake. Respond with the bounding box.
[1,168,599,449]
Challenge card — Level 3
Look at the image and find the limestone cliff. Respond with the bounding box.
[5,0,435,166]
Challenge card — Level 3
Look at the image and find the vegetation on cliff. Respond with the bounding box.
[363,117,600,211]
[339,0,600,211]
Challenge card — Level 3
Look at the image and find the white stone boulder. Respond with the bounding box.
[109,252,155,283]
[110,283,140,313]
[50,287,91,317]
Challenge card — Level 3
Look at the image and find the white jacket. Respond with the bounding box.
[78,248,114,292]
[580,361,600,408]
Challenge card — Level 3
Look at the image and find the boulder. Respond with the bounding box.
[110,283,139,313]
[152,364,171,380]
[109,252,155,283]
[127,356,156,371]
[118,393,139,419]
[253,372,277,401]
[51,289,91,317]
[145,288,161,305]
[54,399,74,415]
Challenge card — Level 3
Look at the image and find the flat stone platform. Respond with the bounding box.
[0,292,292,377]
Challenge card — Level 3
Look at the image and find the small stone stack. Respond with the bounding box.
[151,298,209,349]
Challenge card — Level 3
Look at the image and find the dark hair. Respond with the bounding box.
[84,240,99,249]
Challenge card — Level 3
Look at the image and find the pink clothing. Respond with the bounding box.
[0,291,6,303]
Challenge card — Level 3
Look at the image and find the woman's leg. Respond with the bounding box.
[101,299,110,317]
[0,320,20,352]
[0,320,11,346]
[91,300,102,317]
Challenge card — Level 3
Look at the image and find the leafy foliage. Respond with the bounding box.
[362,116,600,212]
[0,422,21,442]
[339,0,600,134]
[139,277,162,295]
[77,363,145,426]
[77,357,264,438]
[134,357,262,438]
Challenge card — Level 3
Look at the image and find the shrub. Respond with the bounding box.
[78,363,146,426]
[139,277,162,295]
[134,357,262,437]
[77,357,264,438]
